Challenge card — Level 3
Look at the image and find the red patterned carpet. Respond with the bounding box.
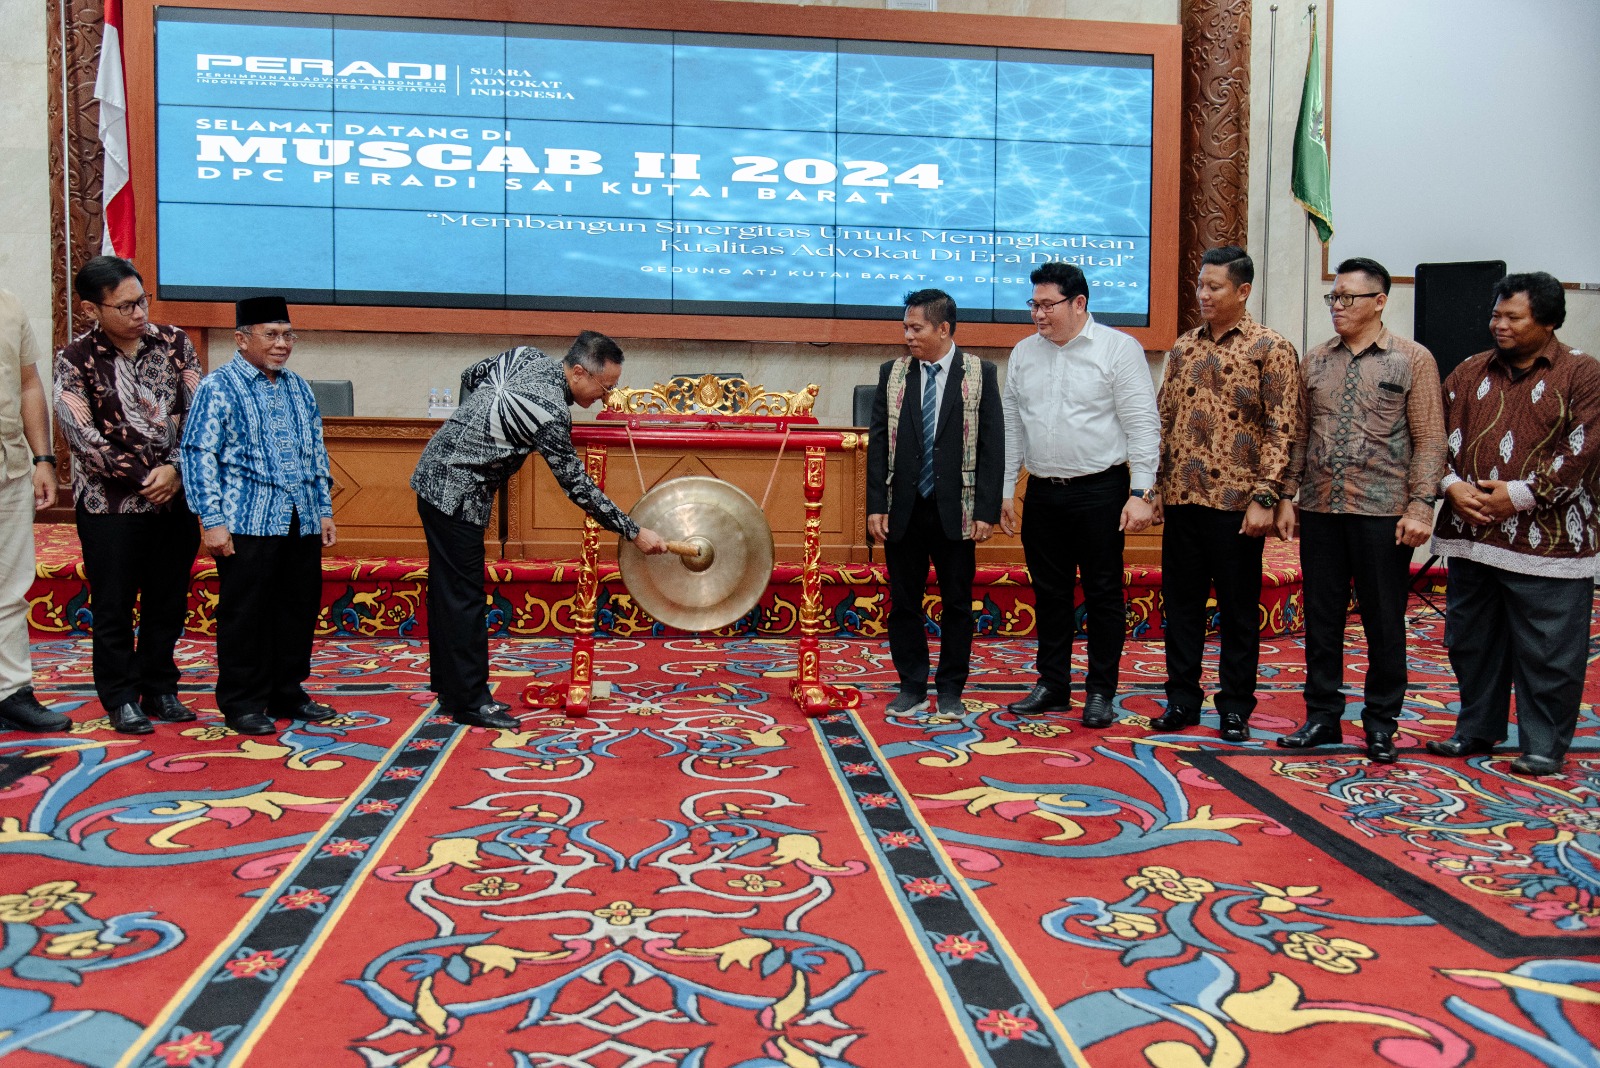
[2,600,1597,1067]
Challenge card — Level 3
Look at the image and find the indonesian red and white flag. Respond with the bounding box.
[96,0,134,256]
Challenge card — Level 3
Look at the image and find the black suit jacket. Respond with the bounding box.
[866,353,1004,542]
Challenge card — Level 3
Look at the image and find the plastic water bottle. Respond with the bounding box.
[427,388,441,418]
[442,388,453,410]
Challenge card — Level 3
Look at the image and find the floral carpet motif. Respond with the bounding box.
[1,598,1597,1067]
[1189,747,1600,956]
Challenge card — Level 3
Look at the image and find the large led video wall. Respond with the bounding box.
[154,8,1156,325]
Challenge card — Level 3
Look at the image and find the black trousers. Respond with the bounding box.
[419,497,491,715]
[213,512,323,720]
[1161,504,1265,718]
[1445,556,1592,760]
[884,493,976,697]
[1299,511,1414,734]
[1020,466,1128,696]
[76,506,200,709]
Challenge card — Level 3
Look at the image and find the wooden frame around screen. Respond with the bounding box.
[124,0,1181,348]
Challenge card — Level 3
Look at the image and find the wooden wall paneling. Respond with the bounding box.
[1178,0,1253,333]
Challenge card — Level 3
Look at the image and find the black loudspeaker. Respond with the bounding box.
[1414,260,1506,379]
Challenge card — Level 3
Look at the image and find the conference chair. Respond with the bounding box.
[310,379,354,417]
[852,384,874,427]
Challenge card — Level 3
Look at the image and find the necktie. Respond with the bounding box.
[918,363,940,497]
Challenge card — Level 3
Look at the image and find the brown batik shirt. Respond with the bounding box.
[1282,328,1446,524]
[1432,337,1600,579]
[1155,311,1302,511]
[54,322,202,514]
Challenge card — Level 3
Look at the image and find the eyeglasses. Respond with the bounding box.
[96,294,149,316]
[246,329,298,343]
[579,366,618,393]
[1322,292,1383,309]
[1026,296,1074,312]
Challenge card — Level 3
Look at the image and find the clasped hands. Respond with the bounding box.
[1445,479,1517,526]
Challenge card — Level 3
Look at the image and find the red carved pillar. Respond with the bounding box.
[523,441,607,716]
[791,445,859,717]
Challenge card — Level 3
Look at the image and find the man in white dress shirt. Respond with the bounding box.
[999,262,1160,727]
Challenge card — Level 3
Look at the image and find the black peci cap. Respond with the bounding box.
[235,295,290,328]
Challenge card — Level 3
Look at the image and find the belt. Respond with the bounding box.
[1030,464,1127,487]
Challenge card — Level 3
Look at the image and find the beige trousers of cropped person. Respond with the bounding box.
[0,472,36,700]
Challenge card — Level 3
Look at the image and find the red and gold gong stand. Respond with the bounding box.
[521,417,862,719]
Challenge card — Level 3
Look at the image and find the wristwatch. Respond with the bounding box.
[1250,490,1279,509]
[1130,487,1153,501]
[32,455,55,466]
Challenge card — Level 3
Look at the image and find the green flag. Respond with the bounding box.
[1292,19,1333,244]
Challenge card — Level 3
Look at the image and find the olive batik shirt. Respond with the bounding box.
[1282,328,1446,524]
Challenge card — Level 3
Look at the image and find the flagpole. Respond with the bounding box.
[1303,215,1313,355]
[1261,6,1279,322]
[1300,3,1317,356]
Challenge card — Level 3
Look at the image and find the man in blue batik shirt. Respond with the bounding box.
[180,296,338,736]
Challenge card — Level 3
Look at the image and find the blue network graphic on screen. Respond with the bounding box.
[154,10,1154,323]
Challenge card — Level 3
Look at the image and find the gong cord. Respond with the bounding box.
[623,421,792,511]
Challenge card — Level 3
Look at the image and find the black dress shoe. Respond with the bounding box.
[1365,732,1397,764]
[1082,693,1117,728]
[454,704,520,730]
[226,712,277,736]
[287,700,337,723]
[1218,711,1250,743]
[1008,685,1072,714]
[0,687,71,733]
[489,699,512,715]
[1510,753,1563,776]
[1150,703,1201,732]
[142,693,197,723]
[108,702,154,735]
[1424,735,1494,758]
[1277,720,1342,749]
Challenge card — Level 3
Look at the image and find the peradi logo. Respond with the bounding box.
[196,55,446,80]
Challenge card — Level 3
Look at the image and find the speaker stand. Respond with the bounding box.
[1410,554,1446,622]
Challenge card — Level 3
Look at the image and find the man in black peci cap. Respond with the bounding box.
[179,296,338,736]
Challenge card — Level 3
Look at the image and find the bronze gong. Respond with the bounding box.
[617,476,775,631]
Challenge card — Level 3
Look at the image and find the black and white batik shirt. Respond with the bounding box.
[410,346,639,537]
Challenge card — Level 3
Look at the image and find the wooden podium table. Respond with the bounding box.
[320,416,1156,568]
